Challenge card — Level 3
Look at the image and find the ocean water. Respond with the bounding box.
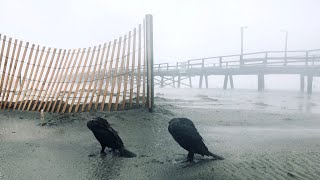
[155,88,320,114]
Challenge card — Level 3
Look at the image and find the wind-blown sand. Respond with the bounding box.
[1,95,320,179]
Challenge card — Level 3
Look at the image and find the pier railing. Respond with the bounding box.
[154,49,320,71]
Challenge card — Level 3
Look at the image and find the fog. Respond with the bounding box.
[1,0,319,90]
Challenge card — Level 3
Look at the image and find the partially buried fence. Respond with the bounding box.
[0,14,154,113]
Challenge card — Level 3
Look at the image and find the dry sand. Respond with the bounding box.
[1,98,320,180]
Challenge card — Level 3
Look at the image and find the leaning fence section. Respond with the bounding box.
[0,17,152,113]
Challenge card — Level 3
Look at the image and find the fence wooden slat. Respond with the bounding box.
[41,49,63,111]
[69,47,89,112]
[32,48,55,111]
[95,42,111,110]
[2,39,17,109]
[18,45,39,110]
[36,48,58,111]
[52,49,74,113]
[45,49,67,112]
[26,47,47,111]
[136,25,142,106]
[0,37,12,108]
[56,49,78,113]
[11,42,29,109]
[142,20,146,106]
[16,44,36,109]
[121,31,132,110]
[8,41,24,108]
[74,47,95,112]
[129,28,137,108]
[0,35,6,100]
[23,46,45,111]
[108,37,122,111]
[81,45,101,112]
[68,47,92,113]
[114,35,127,111]
[100,39,117,111]
[61,48,86,113]
[80,46,99,112]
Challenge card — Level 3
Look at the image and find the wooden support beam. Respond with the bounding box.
[223,75,228,90]
[172,76,175,88]
[178,75,181,88]
[229,75,234,89]
[205,75,208,88]
[307,75,313,94]
[258,74,265,91]
[189,76,192,88]
[160,76,164,87]
[199,75,203,88]
[300,74,305,92]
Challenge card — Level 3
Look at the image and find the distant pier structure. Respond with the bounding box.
[154,50,320,94]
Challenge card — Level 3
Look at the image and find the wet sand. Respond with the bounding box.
[1,100,320,179]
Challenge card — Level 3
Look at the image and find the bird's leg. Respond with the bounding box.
[186,152,194,162]
[100,146,106,154]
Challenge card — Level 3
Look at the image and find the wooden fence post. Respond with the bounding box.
[146,14,154,112]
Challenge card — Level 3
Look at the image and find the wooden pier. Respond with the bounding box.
[154,50,320,94]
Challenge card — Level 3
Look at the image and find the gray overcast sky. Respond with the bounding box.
[1,0,320,64]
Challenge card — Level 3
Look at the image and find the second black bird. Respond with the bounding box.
[168,118,224,162]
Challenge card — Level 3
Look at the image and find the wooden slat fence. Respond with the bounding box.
[0,15,154,113]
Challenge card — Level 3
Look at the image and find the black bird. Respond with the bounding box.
[168,118,224,162]
[87,117,136,158]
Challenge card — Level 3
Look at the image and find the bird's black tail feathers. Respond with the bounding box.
[119,148,136,158]
[207,151,224,160]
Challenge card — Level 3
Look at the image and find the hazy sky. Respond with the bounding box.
[1,0,319,90]
[1,0,320,62]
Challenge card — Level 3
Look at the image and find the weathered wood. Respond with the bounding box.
[146,14,154,112]
[199,75,203,88]
[33,48,56,111]
[74,46,94,113]
[26,47,49,111]
[45,49,67,112]
[0,37,12,108]
[8,41,25,109]
[56,49,79,113]
[2,39,18,109]
[61,48,86,113]
[20,45,40,110]
[205,75,208,88]
[82,46,100,112]
[129,28,137,108]
[121,31,132,110]
[101,39,117,111]
[108,37,122,111]
[87,44,106,112]
[136,24,142,106]
[17,44,37,110]
[11,42,29,109]
[258,74,264,91]
[142,20,146,107]
[41,49,63,111]
[229,75,234,89]
[223,75,228,89]
[307,75,313,94]
[114,35,127,111]
[300,74,305,92]
[68,47,92,113]
[95,42,111,110]
[81,45,101,112]
[51,49,73,113]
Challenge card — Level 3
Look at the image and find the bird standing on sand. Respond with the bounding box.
[87,117,136,158]
[168,118,224,162]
